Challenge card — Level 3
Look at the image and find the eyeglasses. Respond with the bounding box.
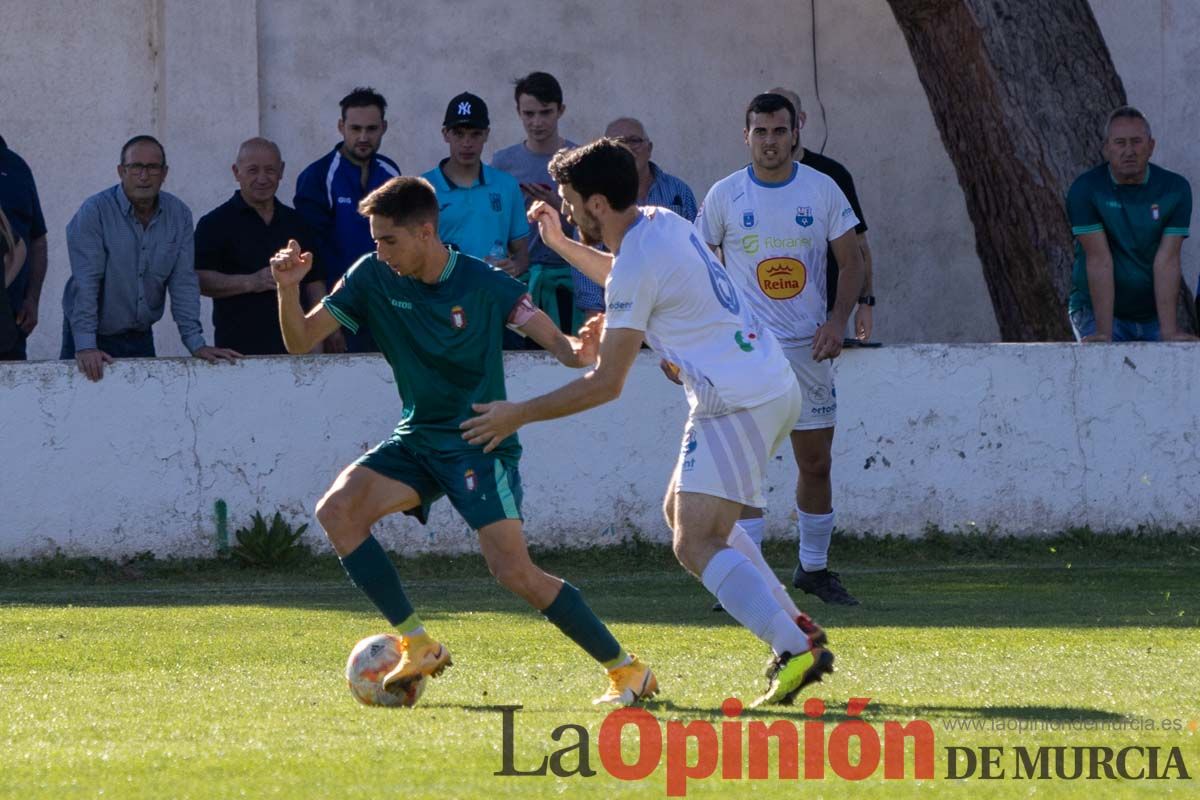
[122,162,165,175]
[614,136,647,148]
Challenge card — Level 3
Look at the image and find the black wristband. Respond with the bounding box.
[858,295,876,306]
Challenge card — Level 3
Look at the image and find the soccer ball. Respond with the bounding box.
[345,633,426,707]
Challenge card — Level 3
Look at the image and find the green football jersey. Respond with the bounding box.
[323,248,528,458]
[1067,163,1192,321]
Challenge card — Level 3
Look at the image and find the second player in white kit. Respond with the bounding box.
[697,92,866,606]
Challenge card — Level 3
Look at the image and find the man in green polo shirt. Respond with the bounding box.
[270,175,655,707]
[1067,106,1196,342]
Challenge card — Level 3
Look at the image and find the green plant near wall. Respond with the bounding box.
[229,512,310,568]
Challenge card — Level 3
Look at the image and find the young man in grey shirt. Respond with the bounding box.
[491,72,578,340]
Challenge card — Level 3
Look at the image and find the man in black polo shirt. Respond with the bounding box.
[195,138,325,354]
[770,87,876,341]
[0,135,48,360]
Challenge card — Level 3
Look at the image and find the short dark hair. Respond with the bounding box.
[548,139,638,212]
[340,87,387,120]
[358,176,439,227]
[744,93,797,130]
[513,72,563,107]
[119,135,166,166]
[1105,105,1152,139]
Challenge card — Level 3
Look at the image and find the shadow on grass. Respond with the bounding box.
[434,699,1127,725]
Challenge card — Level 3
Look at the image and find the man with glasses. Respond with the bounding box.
[569,118,699,317]
[61,135,240,381]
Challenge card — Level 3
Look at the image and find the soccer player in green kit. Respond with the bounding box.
[270,176,655,706]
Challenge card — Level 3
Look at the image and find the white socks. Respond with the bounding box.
[798,508,835,572]
[727,524,800,618]
[734,517,765,548]
[701,547,808,656]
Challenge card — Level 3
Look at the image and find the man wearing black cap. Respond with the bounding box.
[421,92,529,278]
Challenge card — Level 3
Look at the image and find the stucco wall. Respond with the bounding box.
[3,1,1198,360]
[2,345,1196,560]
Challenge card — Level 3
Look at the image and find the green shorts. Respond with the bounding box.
[356,438,524,530]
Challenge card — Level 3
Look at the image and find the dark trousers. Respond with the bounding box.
[60,317,155,359]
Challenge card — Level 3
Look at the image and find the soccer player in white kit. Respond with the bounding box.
[462,139,834,705]
[696,93,866,605]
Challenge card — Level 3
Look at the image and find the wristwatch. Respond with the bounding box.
[858,295,876,306]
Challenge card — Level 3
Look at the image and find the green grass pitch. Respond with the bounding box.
[1,535,1197,798]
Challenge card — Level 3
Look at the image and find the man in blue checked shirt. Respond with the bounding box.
[568,117,699,316]
[294,87,401,353]
[61,135,240,381]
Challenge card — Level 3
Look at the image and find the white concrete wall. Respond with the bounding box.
[3,0,1199,360]
[2,345,1196,560]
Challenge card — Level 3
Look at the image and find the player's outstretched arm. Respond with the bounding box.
[518,308,602,368]
[528,201,614,285]
[271,240,339,353]
[461,326,643,453]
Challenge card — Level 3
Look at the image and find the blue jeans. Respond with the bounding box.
[1068,307,1160,342]
[60,317,156,358]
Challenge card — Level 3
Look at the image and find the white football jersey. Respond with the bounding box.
[696,163,859,343]
[604,207,796,417]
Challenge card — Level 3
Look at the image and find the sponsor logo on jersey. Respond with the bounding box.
[681,429,697,472]
[490,192,502,213]
[756,257,807,300]
[734,330,758,352]
[450,305,467,329]
[464,468,477,492]
[337,196,353,205]
[608,300,633,312]
[841,207,855,218]
[742,234,760,255]
[763,235,812,249]
[742,209,756,229]
[1152,203,1160,220]
[390,298,413,310]
[796,206,814,227]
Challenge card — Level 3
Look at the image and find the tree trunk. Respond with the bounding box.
[887,0,1128,341]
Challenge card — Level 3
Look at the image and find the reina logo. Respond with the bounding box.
[756,257,807,300]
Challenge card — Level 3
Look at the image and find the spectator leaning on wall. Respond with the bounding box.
[0,134,49,360]
[1067,105,1196,343]
[60,135,240,381]
[195,138,325,355]
[293,87,400,354]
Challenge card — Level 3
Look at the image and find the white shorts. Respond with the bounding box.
[672,381,803,508]
[783,342,836,430]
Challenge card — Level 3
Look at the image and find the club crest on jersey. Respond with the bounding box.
[450,305,467,329]
[741,209,756,229]
[796,206,814,227]
[1151,203,1160,220]
[464,469,477,492]
[490,192,502,213]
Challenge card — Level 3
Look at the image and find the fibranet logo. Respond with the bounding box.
[756,257,806,300]
[741,234,759,254]
[763,235,812,249]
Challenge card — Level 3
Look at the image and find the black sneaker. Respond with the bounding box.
[792,565,860,606]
